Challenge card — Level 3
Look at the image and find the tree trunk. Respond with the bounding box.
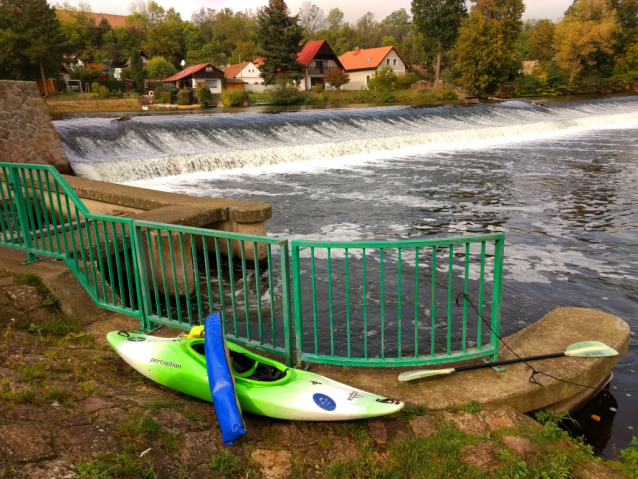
[435,38,443,88]
[40,60,48,99]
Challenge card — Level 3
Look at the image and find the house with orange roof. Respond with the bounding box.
[224,61,264,92]
[338,46,408,90]
[163,63,224,93]
[249,40,345,91]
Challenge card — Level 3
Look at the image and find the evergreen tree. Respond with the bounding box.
[129,47,145,92]
[256,0,305,86]
[0,0,66,94]
[411,0,467,86]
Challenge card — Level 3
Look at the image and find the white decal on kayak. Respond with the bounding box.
[150,358,182,369]
[347,391,363,401]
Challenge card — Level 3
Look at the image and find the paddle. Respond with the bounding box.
[397,341,618,382]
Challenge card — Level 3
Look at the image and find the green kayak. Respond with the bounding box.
[107,331,404,421]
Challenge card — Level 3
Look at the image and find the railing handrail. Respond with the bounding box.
[291,233,504,249]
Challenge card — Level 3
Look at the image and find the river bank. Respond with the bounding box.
[0,258,634,478]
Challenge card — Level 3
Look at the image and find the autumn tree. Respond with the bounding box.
[455,0,525,93]
[323,69,349,88]
[553,0,619,86]
[527,19,556,62]
[230,39,256,64]
[256,0,305,86]
[411,0,467,86]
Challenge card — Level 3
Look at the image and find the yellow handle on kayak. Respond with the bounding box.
[184,325,205,337]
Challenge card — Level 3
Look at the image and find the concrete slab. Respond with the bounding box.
[308,307,629,413]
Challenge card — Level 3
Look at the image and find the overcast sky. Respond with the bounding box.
[67,0,574,24]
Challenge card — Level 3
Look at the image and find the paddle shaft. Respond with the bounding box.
[454,352,566,373]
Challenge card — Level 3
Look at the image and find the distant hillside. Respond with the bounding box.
[56,10,128,29]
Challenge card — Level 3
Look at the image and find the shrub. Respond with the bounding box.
[157,91,172,104]
[90,82,100,97]
[98,85,109,99]
[368,66,398,91]
[220,89,249,107]
[146,56,177,79]
[196,82,213,107]
[312,83,324,92]
[177,90,191,105]
[163,83,177,95]
[621,437,638,477]
[153,85,166,99]
[267,79,302,105]
[324,70,350,89]
[395,72,419,90]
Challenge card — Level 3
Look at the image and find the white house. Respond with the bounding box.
[224,61,264,92]
[338,46,408,90]
[163,63,225,94]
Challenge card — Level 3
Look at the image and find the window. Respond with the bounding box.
[393,59,397,66]
[366,57,373,63]
[205,66,213,72]
[206,79,217,88]
[386,59,390,65]
[365,75,371,84]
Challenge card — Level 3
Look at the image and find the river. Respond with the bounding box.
[53,96,638,457]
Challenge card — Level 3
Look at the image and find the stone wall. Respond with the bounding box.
[0,81,71,173]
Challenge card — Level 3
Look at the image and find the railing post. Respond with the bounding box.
[279,240,294,368]
[490,235,505,361]
[131,223,154,333]
[9,167,41,264]
[291,242,303,368]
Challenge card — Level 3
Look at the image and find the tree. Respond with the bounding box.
[382,35,396,46]
[527,19,556,62]
[298,1,325,37]
[129,47,145,92]
[256,0,305,86]
[8,0,68,97]
[553,0,619,85]
[196,81,212,106]
[471,0,525,45]
[356,12,377,47]
[146,56,177,78]
[143,21,181,64]
[323,69,349,88]
[230,39,256,64]
[411,0,467,86]
[367,65,398,90]
[325,8,344,31]
[380,9,411,44]
[456,11,511,93]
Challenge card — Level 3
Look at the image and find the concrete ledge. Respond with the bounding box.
[309,307,630,413]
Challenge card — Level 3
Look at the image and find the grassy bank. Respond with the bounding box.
[46,93,142,113]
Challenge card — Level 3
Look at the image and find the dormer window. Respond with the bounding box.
[366,57,373,63]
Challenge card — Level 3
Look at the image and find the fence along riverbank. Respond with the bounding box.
[0,162,503,368]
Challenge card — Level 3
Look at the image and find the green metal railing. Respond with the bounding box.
[0,162,506,370]
[291,234,504,367]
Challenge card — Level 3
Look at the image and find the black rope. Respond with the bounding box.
[457,292,638,393]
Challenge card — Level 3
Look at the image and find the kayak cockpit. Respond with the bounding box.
[190,342,287,383]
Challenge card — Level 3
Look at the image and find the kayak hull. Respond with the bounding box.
[107,331,404,421]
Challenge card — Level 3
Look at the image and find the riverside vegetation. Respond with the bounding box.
[1,268,637,478]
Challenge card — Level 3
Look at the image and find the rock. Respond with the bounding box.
[183,401,219,428]
[301,446,325,464]
[76,395,117,413]
[0,424,55,464]
[0,276,15,288]
[385,419,408,443]
[480,409,516,431]
[95,407,129,427]
[327,437,359,462]
[4,403,65,422]
[443,412,487,435]
[502,406,544,431]
[272,423,323,447]
[244,414,271,441]
[251,449,292,479]
[146,447,178,479]
[58,424,122,459]
[179,430,219,465]
[151,408,194,435]
[409,415,438,438]
[368,420,387,444]
[187,464,225,479]
[9,460,79,479]
[460,443,499,474]
[501,435,536,458]
[5,285,41,311]
[58,410,93,427]
[0,366,18,380]
[572,460,629,479]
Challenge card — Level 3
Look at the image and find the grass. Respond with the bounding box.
[47,97,142,113]
[43,386,68,401]
[392,404,429,421]
[77,453,157,479]
[118,410,163,445]
[15,273,59,311]
[0,386,37,404]
[447,400,483,414]
[209,450,242,476]
[20,363,47,383]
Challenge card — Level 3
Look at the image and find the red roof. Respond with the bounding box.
[339,46,409,71]
[224,61,251,79]
[297,40,325,66]
[163,63,219,82]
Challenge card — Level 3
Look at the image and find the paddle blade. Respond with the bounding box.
[398,368,455,382]
[565,341,618,358]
